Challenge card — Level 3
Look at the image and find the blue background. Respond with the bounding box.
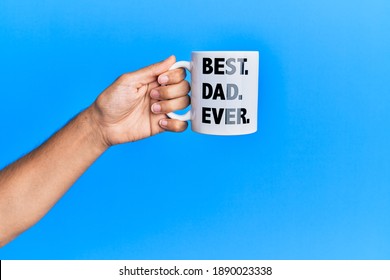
[1,0,389,259]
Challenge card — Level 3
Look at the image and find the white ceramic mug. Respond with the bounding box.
[168,51,259,135]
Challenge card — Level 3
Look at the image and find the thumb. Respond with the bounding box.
[132,55,176,84]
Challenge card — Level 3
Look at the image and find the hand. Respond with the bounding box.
[88,55,190,147]
[0,56,190,246]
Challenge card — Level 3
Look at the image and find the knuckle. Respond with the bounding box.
[180,121,188,131]
[148,64,159,76]
[159,87,171,99]
[162,101,173,112]
[172,120,187,132]
[185,95,191,105]
[179,68,186,79]
[171,96,189,111]
[180,95,190,106]
[182,80,191,92]
[171,68,185,81]
[159,80,190,100]
[175,98,185,110]
[118,73,130,82]
[172,122,181,131]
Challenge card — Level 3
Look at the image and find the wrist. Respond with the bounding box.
[79,106,110,152]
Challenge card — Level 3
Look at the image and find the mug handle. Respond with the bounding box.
[167,61,192,121]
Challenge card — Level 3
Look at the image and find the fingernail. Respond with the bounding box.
[152,103,161,113]
[159,119,168,127]
[150,90,160,99]
[159,75,169,84]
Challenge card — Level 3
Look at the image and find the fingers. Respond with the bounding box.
[157,68,186,85]
[130,55,176,84]
[150,80,190,100]
[151,95,190,114]
[159,119,188,132]
[144,59,190,133]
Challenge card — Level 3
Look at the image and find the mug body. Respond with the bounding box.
[190,51,259,135]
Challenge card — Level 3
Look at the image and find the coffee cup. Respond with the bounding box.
[168,51,259,135]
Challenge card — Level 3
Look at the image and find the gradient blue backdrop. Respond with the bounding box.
[1,0,389,259]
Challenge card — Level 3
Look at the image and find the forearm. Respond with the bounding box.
[0,107,108,246]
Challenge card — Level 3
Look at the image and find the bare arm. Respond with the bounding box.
[0,55,190,246]
[0,109,107,246]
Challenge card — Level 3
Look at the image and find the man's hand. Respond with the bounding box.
[89,55,190,147]
[0,55,190,246]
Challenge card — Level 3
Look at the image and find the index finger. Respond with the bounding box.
[157,68,186,85]
[130,55,176,85]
